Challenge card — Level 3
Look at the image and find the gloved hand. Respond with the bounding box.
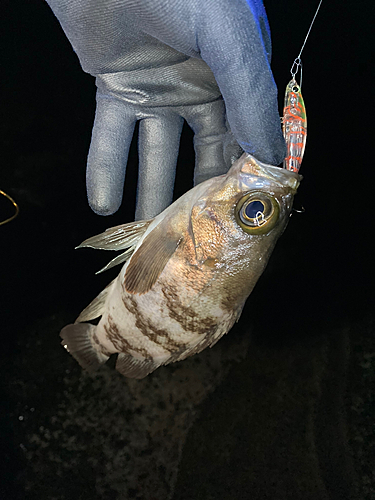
[46,0,286,220]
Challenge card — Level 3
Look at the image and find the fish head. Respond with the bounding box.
[233,152,301,226]
[188,153,302,308]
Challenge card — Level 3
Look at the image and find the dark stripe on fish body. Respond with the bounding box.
[121,293,187,352]
[168,326,220,362]
[93,332,112,357]
[104,315,151,359]
[161,285,217,335]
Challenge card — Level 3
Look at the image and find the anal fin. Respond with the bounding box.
[116,353,159,379]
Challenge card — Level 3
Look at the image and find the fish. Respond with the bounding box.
[61,153,301,379]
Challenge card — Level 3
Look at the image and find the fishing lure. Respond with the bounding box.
[282,77,306,173]
[282,0,323,174]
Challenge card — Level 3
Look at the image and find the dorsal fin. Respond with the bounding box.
[124,219,182,295]
[76,279,115,322]
[76,219,152,251]
[96,247,134,274]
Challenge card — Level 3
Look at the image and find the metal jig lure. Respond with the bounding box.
[282,78,306,173]
[282,0,323,173]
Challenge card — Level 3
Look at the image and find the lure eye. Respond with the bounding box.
[236,191,280,234]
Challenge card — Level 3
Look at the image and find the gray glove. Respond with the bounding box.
[46,0,286,219]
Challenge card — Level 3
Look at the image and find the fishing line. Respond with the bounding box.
[290,0,324,88]
[0,189,19,226]
[282,1,323,179]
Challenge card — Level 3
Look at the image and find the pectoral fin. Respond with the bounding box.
[124,219,182,295]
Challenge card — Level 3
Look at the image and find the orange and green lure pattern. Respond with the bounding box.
[282,79,307,173]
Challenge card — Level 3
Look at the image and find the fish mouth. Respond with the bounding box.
[239,154,302,193]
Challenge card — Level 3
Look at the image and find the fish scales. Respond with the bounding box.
[61,154,301,378]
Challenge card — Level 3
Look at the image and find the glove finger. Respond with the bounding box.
[135,112,184,220]
[86,95,137,215]
[198,1,286,165]
[181,99,229,185]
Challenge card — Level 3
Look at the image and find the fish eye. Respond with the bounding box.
[235,191,280,234]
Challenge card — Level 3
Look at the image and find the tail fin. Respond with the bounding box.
[60,323,109,372]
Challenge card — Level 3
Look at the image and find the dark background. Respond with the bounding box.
[1,1,374,499]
